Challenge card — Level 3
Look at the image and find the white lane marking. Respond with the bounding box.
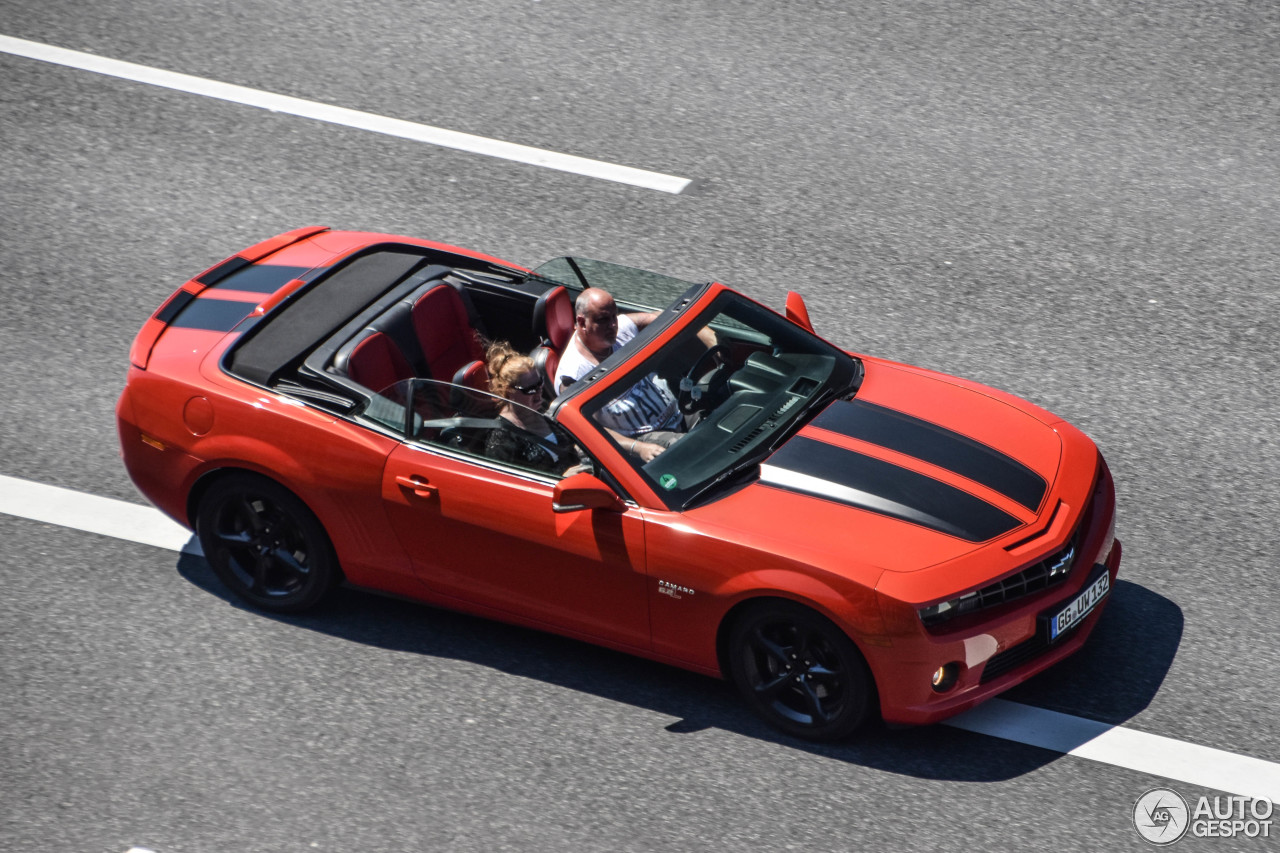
[947,699,1280,804]
[0,34,693,194]
[0,473,198,554]
[3,472,1279,802]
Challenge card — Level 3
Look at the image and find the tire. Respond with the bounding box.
[727,600,874,741]
[196,473,340,612]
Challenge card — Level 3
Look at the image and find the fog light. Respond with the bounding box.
[931,662,960,693]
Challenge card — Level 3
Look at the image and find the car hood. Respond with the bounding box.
[689,360,1071,574]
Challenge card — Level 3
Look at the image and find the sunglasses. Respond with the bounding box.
[513,378,542,395]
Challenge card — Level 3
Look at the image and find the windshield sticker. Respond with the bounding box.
[659,473,679,490]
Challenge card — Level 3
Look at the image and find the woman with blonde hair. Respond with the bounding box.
[484,342,576,475]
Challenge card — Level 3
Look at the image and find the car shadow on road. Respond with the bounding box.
[177,551,1180,784]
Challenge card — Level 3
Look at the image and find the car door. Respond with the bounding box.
[380,440,650,650]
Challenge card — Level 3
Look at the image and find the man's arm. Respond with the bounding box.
[603,426,666,463]
[627,310,717,348]
[624,310,662,329]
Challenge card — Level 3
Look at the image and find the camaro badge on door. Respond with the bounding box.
[658,580,695,599]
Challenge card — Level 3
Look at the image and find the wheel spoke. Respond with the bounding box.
[249,553,271,593]
[269,546,308,582]
[751,627,792,670]
[806,662,840,680]
[236,496,267,532]
[754,671,792,700]
[798,678,835,723]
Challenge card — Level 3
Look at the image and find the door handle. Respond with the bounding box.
[395,474,438,498]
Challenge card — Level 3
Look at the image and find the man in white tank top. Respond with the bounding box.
[555,288,685,462]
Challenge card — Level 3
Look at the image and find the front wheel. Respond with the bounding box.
[727,601,875,741]
[196,473,340,612]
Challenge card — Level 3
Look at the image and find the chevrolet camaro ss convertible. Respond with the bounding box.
[117,227,1121,740]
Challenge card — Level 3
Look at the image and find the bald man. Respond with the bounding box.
[555,288,682,463]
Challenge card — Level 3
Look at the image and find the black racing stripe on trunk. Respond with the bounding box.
[196,256,252,285]
[155,289,197,324]
[168,298,257,332]
[810,400,1047,511]
[762,436,1022,542]
[204,264,312,293]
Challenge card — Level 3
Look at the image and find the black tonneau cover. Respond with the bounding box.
[225,248,435,386]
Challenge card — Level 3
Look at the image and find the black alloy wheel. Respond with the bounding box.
[196,473,340,612]
[728,601,874,741]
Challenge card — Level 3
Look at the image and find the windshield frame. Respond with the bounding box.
[528,255,706,312]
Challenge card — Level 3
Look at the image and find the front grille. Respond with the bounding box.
[973,543,1075,609]
[921,542,1077,629]
[980,634,1052,683]
[979,617,1089,683]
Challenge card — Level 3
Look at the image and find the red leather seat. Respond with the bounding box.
[409,284,486,383]
[332,327,413,397]
[530,286,574,395]
[452,359,489,394]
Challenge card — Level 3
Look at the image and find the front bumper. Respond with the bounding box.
[876,538,1122,725]
[872,455,1120,726]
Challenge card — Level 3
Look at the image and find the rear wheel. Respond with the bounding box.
[728,601,874,741]
[196,473,340,612]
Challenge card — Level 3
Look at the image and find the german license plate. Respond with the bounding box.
[1048,570,1110,641]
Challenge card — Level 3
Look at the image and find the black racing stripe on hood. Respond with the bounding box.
[761,436,1022,542]
[810,400,1047,511]
[168,298,257,332]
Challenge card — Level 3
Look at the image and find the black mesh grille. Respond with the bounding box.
[973,543,1075,609]
[922,541,1077,628]
[980,634,1052,683]
[979,563,1110,683]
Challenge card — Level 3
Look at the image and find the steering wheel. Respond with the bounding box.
[678,345,733,415]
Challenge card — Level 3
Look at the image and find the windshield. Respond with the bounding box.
[530,256,703,312]
[579,290,859,509]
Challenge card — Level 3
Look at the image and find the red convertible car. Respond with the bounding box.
[117,227,1120,740]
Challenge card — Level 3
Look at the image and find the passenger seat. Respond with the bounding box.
[331,302,419,397]
[408,284,487,383]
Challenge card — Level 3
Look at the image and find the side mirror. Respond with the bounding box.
[552,472,624,513]
[785,291,815,333]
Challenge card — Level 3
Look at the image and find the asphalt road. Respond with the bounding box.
[2,1,1278,850]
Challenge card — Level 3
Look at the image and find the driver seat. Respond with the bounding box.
[530,285,574,396]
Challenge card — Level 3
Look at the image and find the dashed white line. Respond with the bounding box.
[949,698,1280,803]
[0,473,197,554]
[2,471,1278,802]
[0,34,693,194]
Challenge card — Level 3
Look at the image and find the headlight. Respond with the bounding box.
[918,591,981,626]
